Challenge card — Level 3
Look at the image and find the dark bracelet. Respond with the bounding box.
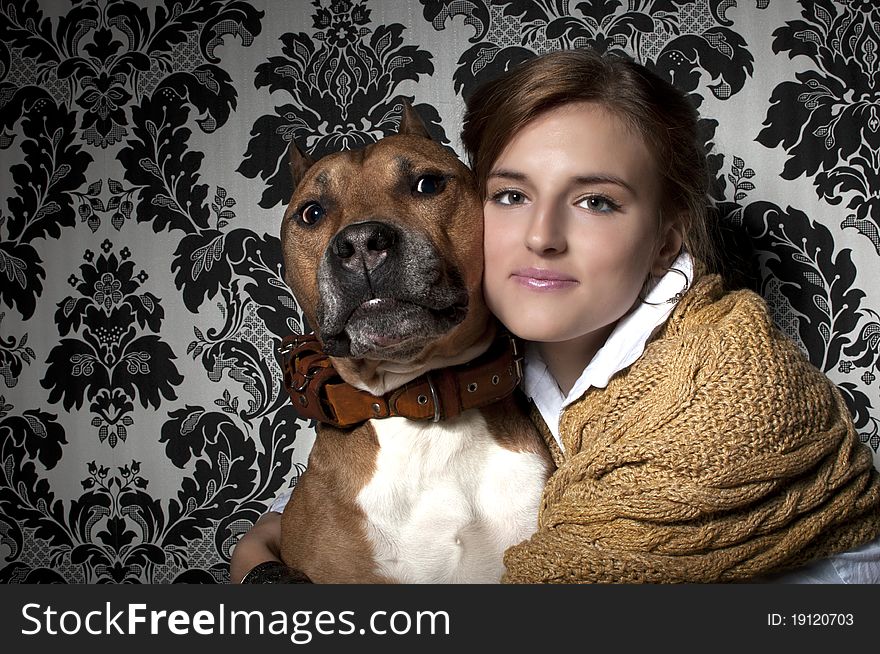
[240,561,313,584]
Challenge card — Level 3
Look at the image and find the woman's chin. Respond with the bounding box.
[497,317,572,344]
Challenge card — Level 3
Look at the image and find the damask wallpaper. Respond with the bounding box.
[1,0,878,583]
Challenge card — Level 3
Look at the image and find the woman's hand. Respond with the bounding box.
[229,511,283,583]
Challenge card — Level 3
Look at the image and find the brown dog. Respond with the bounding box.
[277,103,552,583]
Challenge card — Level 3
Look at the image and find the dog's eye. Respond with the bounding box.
[299,202,325,226]
[414,175,445,195]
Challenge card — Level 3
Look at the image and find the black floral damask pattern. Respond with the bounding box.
[0,89,90,320]
[1,0,302,584]
[239,0,446,209]
[41,241,182,447]
[1,0,879,583]
[758,0,880,253]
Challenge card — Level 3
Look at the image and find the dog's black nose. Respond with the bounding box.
[331,221,398,272]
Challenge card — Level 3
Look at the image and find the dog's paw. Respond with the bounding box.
[240,561,313,584]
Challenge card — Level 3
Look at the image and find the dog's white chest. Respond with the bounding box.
[356,413,547,583]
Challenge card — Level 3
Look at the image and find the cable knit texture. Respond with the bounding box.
[503,275,880,583]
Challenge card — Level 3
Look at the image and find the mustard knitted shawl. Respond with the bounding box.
[503,275,880,583]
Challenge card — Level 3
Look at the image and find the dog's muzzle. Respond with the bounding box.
[315,220,468,360]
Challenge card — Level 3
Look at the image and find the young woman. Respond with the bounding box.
[231,48,880,584]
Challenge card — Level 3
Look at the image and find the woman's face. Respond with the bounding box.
[482,101,681,347]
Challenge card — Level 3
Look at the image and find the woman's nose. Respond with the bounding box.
[525,201,567,254]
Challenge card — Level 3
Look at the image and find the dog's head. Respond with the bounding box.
[280,103,492,392]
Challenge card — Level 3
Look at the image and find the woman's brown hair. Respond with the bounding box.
[460,48,716,276]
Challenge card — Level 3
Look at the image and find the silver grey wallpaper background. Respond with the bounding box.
[1,0,879,583]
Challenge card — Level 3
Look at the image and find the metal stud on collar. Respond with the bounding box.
[426,375,441,422]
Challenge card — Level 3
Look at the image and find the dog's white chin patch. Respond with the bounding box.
[356,413,547,583]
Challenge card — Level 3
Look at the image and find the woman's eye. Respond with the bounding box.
[414,175,445,195]
[578,195,619,213]
[299,202,325,225]
[492,190,527,206]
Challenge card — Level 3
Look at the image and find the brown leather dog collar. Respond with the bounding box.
[278,332,524,428]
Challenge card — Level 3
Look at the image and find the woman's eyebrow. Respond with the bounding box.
[488,169,637,196]
[571,174,637,196]
[487,169,527,182]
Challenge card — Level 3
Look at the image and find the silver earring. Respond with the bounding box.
[640,267,690,305]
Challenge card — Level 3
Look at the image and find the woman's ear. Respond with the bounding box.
[651,218,684,277]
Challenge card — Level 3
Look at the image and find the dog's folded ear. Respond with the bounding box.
[397,99,431,140]
[287,139,315,191]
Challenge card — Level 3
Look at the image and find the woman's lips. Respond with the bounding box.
[511,268,578,291]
